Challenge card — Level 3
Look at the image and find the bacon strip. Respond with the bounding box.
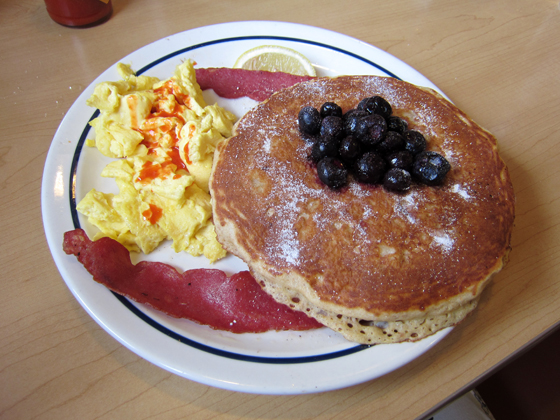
[195,68,314,102]
[63,229,322,333]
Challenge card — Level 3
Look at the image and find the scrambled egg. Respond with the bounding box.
[77,60,236,262]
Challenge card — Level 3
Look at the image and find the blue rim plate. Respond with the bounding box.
[42,21,451,394]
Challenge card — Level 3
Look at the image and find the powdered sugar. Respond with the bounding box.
[348,181,373,198]
[261,128,271,153]
[451,183,472,200]
[277,229,300,265]
[431,231,455,252]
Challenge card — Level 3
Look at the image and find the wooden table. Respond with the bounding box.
[2,1,559,418]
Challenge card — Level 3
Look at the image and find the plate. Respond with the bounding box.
[42,21,452,394]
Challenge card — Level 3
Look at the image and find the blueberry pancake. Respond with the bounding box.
[209,75,514,344]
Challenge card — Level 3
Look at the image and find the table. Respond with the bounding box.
[2,1,559,418]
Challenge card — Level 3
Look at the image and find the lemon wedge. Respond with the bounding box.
[233,45,316,77]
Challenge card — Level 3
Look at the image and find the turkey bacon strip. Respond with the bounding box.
[63,229,322,333]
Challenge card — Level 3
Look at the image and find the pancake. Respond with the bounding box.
[209,75,515,344]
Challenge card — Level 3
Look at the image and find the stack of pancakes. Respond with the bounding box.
[209,75,514,344]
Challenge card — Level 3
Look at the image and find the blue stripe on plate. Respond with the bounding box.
[134,36,401,79]
[115,292,370,364]
[70,35,396,363]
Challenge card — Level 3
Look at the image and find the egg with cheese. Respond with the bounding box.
[78,60,236,262]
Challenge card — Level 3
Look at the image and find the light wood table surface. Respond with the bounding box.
[2,1,560,419]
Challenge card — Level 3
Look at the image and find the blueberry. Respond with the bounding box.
[343,109,368,136]
[310,137,341,162]
[354,151,386,184]
[376,131,404,155]
[320,102,343,118]
[387,116,408,134]
[317,157,348,189]
[357,97,375,113]
[320,116,344,141]
[355,114,387,148]
[386,150,414,170]
[357,96,392,119]
[357,96,392,118]
[383,168,412,192]
[403,130,427,155]
[338,136,362,162]
[412,151,451,185]
[298,106,321,135]
[372,96,393,118]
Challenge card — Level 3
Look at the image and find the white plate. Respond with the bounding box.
[42,21,452,395]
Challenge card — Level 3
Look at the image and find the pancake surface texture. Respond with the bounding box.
[210,75,514,344]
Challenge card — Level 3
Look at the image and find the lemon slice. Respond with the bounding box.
[233,45,316,77]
